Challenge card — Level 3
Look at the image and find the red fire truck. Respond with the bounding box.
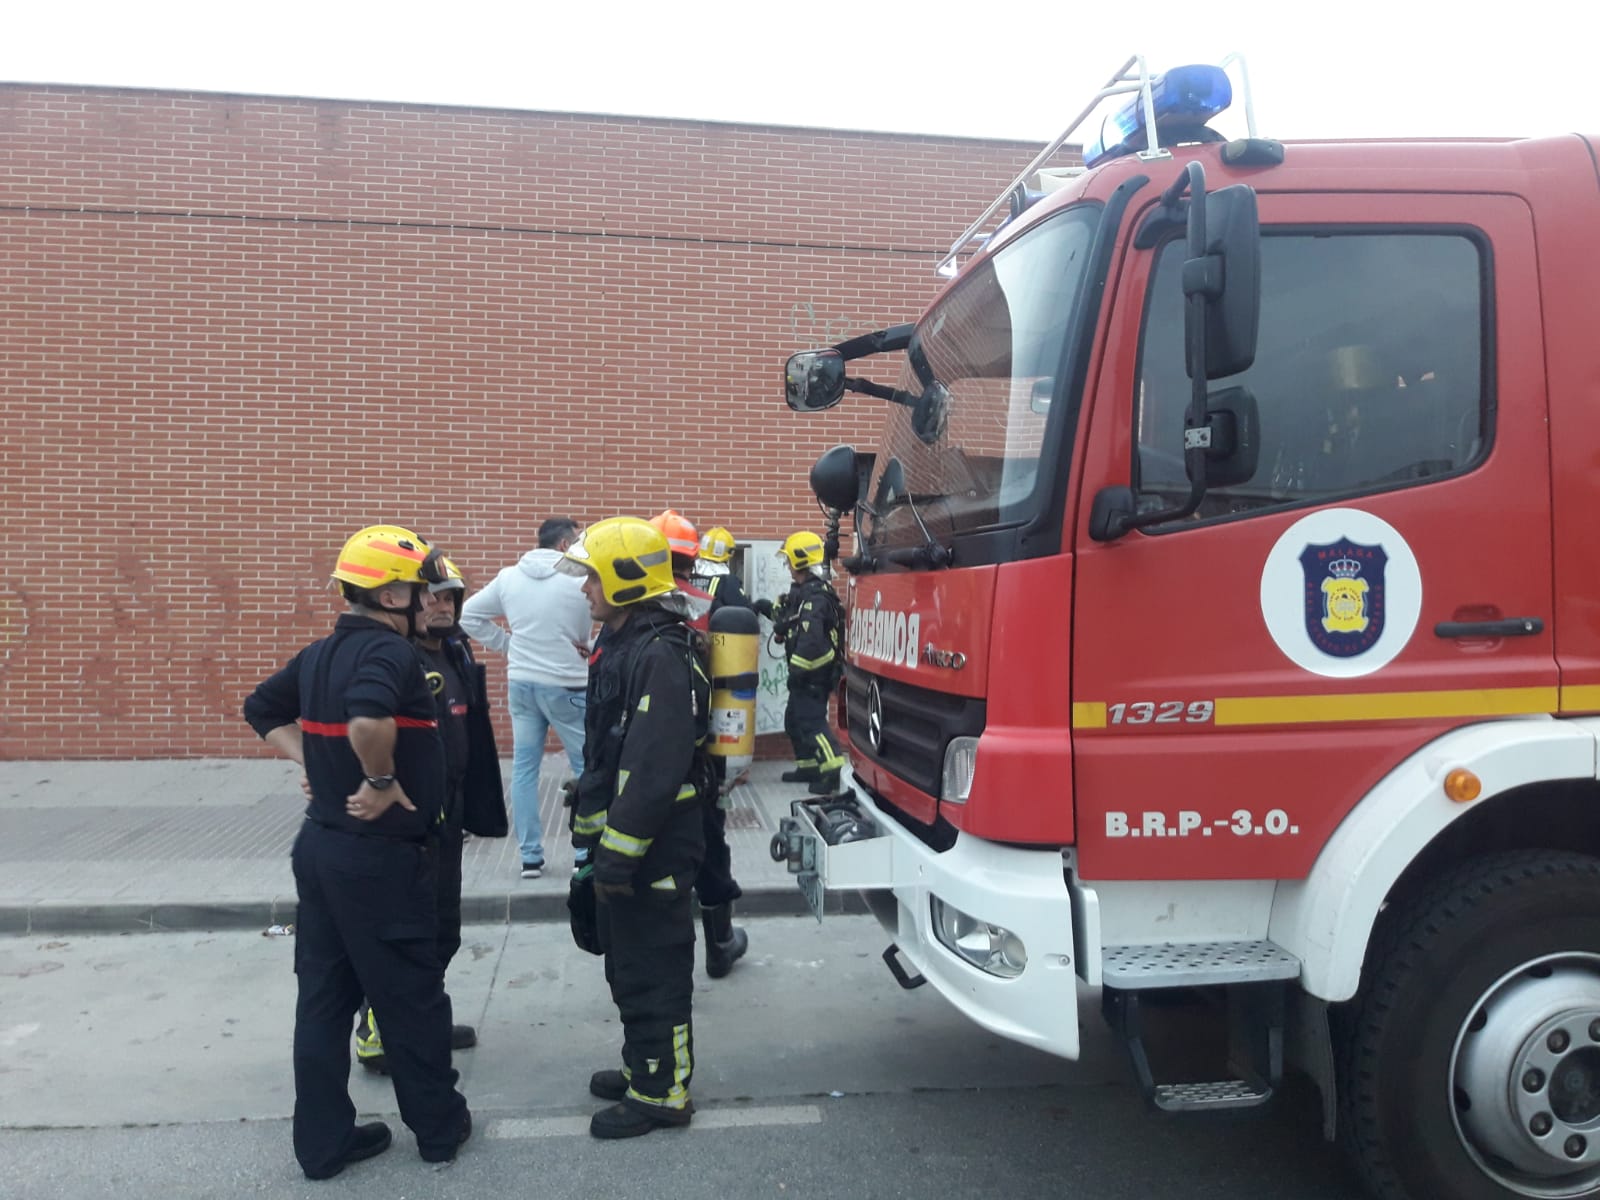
[773,55,1600,1200]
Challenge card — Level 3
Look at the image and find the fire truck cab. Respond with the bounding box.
[774,56,1600,1200]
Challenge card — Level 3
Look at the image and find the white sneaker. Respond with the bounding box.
[521,862,543,879]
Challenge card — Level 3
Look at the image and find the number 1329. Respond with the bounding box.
[1108,700,1215,725]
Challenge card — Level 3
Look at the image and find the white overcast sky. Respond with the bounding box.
[2,0,1585,144]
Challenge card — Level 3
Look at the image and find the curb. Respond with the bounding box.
[1,886,867,936]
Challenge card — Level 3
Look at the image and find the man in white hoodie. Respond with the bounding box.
[460,518,592,878]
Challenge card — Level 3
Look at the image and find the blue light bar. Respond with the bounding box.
[1083,64,1233,168]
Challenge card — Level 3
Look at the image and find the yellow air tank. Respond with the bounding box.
[708,605,760,777]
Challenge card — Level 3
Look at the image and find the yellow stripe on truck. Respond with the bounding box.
[1070,686,1558,729]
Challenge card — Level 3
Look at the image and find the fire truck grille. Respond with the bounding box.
[843,664,986,798]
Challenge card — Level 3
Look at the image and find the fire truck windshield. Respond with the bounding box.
[861,204,1100,559]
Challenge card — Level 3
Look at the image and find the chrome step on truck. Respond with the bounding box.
[1101,940,1300,1112]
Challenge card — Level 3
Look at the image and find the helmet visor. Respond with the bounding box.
[416,546,452,585]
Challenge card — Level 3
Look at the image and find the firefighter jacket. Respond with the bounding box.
[436,632,508,838]
[243,613,445,840]
[780,574,844,693]
[571,604,712,893]
[700,571,752,614]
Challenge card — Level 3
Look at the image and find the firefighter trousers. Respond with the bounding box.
[694,802,742,908]
[784,683,844,775]
[435,821,463,970]
[290,821,468,1175]
[597,890,695,1113]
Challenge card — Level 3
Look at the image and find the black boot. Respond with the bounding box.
[702,902,748,979]
[808,770,841,795]
[781,767,818,783]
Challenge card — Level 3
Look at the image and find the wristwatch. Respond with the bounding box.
[364,774,396,790]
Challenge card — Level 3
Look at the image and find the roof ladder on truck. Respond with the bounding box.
[936,52,1257,279]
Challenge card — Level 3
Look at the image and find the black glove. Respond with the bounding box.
[560,778,579,808]
[753,598,774,620]
[567,850,602,956]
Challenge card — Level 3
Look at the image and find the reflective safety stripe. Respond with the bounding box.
[625,1024,692,1111]
[617,768,630,795]
[791,650,835,671]
[573,809,608,837]
[675,782,698,802]
[637,694,651,713]
[814,735,846,772]
[356,1009,383,1057]
[600,826,653,858]
[649,876,677,891]
[792,754,817,769]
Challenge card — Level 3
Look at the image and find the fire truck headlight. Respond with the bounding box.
[941,737,978,804]
[931,896,1027,979]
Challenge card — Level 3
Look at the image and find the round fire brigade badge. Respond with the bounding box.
[1259,508,1421,678]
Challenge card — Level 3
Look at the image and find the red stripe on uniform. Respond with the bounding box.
[302,716,438,735]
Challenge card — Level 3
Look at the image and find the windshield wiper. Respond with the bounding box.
[876,459,952,569]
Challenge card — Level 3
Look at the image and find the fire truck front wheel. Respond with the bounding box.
[1339,850,1600,1200]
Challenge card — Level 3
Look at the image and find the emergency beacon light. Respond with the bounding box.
[1083,64,1233,168]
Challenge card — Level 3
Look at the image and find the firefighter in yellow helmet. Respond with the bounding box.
[243,525,471,1178]
[355,555,507,1075]
[762,531,847,794]
[555,517,714,1138]
[652,513,750,980]
[691,525,755,612]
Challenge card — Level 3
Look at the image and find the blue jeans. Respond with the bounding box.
[508,680,587,866]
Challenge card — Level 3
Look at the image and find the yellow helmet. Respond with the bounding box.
[557,516,677,606]
[779,530,826,570]
[699,525,736,563]
[428,556,465,595]
[332,525,438,590]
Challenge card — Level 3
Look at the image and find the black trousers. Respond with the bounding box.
[597,890,695,1110]
[290,822,468,1175]
[694,803,742,907]
[784,684,843,773]
[435,822,463,970]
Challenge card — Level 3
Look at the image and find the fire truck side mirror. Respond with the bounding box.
[1202,385,1260,488]
[1088,486,1138,542]
[1189,184,1261,381]
[785,349,847,411]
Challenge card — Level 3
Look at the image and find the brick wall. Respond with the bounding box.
[0,85,1033,758]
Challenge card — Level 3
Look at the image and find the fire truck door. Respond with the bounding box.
[1070,192,1554,881]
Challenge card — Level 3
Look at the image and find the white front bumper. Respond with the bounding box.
[791,771,1081,1060]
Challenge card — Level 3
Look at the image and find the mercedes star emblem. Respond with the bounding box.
[866,678,884,752]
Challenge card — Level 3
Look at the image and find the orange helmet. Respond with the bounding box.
[649,509,699,558]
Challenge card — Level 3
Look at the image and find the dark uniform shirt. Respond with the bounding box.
[572,605,710,892]
[416,642,470,791]
[244,613,445,839]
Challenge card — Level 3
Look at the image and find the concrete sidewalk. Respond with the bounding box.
[0,758,834,935]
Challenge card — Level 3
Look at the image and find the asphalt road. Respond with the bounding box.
[0,916,1368,1199]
